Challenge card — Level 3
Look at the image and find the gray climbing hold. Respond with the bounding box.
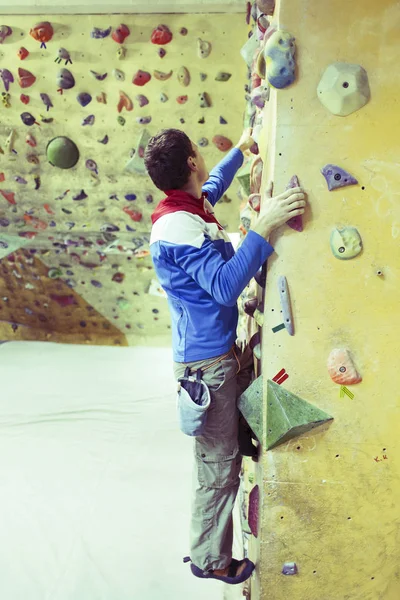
[200,73,207,81]
[160,92,168,103]
[198,137,208,147]
[220,116,227,124]
[199,92,211,108]
[321,164,358,191]
[215,72,231,82]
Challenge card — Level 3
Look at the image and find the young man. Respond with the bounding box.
[145,128,306,585]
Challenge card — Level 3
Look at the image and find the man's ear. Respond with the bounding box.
[187,156,197,172]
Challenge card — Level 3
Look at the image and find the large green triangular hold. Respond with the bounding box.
[266,379,333,450]
[238,375,263,444]
[236,161,251,196]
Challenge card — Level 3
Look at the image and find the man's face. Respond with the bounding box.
[191,142,209,184]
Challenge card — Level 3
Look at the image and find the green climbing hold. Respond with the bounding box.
[117,116,126,126]
[48,267,62,279]
[46,136,79,169]
[117,297,130,310]
[215,72,232,82]
[266,379,333,450]
[236,161,252,196]
[238,375,264,444]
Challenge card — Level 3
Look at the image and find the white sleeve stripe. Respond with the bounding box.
[150,211,206,248]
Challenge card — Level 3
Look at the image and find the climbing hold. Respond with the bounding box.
[0,69,14,92]
[46,136,79,169]
[199,92,211,108]
[113,69,125,81]
[15,176,27,185]
[112,24,130,44]
[321,164,358,191]
[96,92,107,104]
[285,175,303,232]
[90,70,107,81]
[55,48,72,65]
[77,92,92,107]
[132,70,151,86]
[40,93,53,111]
[157,48,166,58]
[180,118,185,124]
[266,379,333,450]
[160,93,168,103]
[151,24,173,45]
[219,116,227,124]
[90,26,112,39]
[0,25,12,44]
[17,68,36,89]
[197,38,212,58]
[0,190,16,205]
[30,21,53,48]
[123,207,142,222]
[73,190,88,201]
[125,129,151,174]
[256,0,275,14]
[330,226,362,260]
[125,194,136,201]
[244,297,258,317]
[250,156,263,194]
[137,116,152,124]
[26,134,36,147]
[251,84,270,109]
[180,27,188,36]
[117,47,126,60]
[327,349,362,385]
[57,68,75,90]
[212,135,232,151]
[17,47,29,60]
[198,117,205,124]
[48,268,62,279]
[153,69,173,81]
[20,94,29,104]
[248,485,259,537]
[27,154,39,164]
[134,94,148,107]
[198,137,208,147]
[117,91,133,112]
[82,115,95,126]
[146,194,153,203]
[1,92,11,107]
[278,276,294,335]
[200,73,207,81]
[215,72,232,82]
[177,66,190,86]
[117,116,126,126]
[112,272,125,283]
[40,115,53,123]
[176,95,188,104]
[20,112,39,126]
[248,193,261,212]
[256,30,296,89]
[282,563,298,576]
[317,63,370,117]
[257,14,270,36]
[85,159,98,175]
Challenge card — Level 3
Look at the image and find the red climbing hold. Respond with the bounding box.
[112,24,130,44]
[23,214,47,230]
[123,206,142,222]
[285,175,303,232]
[132,70,151,86]
[176,95,188,104]
[17,47,29,60]
[212,135,233,152]
[20,94,30,104]
[18,68,36,89]
[151,24,173,45]
[0,190,16,205]
[50,294,77,307]
[117,91,133,112]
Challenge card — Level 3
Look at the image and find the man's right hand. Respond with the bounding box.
[251,181,306,240]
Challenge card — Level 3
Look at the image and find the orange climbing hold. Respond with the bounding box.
[117,91,133,112]
[123,206,142,222]
[327,349,362,385]
[23,214,48,230]
[18,68,36,89]
[0,190,16,205]
[177,95,188,104]
[43,203,54,214]
[212,135,233,152]
[29,21,53,47]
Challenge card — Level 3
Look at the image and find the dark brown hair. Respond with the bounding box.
[144,129,196,191]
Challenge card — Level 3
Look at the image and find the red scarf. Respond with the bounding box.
[151,189,223,230]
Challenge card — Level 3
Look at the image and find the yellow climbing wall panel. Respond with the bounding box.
[0,14,246,345]
[254,1,400,598]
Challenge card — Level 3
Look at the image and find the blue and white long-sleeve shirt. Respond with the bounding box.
[150,148,274,362]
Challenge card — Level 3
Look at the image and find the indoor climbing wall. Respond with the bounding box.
[0,14,246,345]
[242,0,400,599]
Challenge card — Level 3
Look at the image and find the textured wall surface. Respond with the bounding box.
[254,0,400,599]
[0,14,247,345]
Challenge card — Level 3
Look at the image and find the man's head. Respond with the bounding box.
[144,129,208,192]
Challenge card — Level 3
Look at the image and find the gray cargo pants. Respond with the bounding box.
[173,343,254,572]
